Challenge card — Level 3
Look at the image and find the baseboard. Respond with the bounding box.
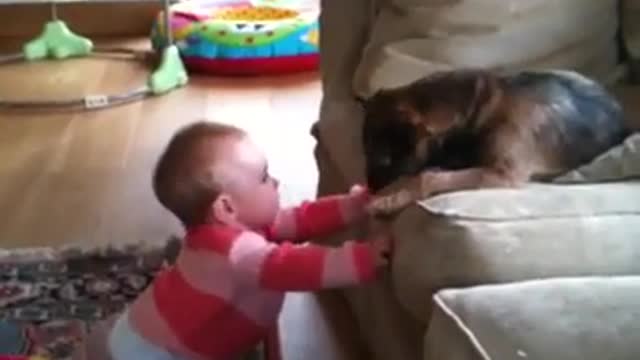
[0,2,162,37]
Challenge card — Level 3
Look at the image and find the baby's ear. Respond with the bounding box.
[208,193,238,224]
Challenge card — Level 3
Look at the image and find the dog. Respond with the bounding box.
[361,68,631,215]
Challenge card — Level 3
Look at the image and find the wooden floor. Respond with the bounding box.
[0,37,323,249]
[0,37,366,360]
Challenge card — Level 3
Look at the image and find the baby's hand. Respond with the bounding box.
[341,184,372,223]
[349,184,370,201]
[365,176,422,216]
[370,233,393,267]
[367,190,414,217]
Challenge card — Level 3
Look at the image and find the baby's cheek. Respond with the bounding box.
[269,192,281,219]
[257,189,280,224]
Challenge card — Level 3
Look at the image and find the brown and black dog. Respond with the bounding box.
[361,68,631,214]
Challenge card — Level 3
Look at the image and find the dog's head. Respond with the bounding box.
[361,70,492,192]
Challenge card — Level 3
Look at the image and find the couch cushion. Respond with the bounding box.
[554,132,640,183]
[423,276,640,360]
[353,0,620,97]
[390,182,640,322]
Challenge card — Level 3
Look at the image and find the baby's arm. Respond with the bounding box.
[229,230,389,291]
[264,185,370,243]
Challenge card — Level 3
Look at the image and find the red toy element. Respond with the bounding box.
[184,53,318,76]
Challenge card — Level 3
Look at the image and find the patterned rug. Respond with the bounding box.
[0,238,181,360]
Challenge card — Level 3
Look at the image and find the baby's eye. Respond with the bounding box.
[262,173,270,183]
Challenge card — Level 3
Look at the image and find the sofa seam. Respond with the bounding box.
[414,209,640,223]
[432,294,492,360]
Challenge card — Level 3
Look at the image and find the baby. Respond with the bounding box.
[107,121,392,360]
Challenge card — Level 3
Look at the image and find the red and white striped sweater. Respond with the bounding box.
[125,192,377,360]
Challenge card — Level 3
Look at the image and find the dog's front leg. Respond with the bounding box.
[368,167,523,215]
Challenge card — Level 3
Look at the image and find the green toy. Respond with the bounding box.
[23,20,93,60]
[150,44,188,95]
[148,0,188,95]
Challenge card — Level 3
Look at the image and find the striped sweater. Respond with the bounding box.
[125,192,377,360]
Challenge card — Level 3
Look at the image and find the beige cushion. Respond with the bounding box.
[391,182,640,322]
[353,0,620,96]
[424,276,640,360]
[554,133,640,183]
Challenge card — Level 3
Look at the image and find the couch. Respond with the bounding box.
[311,0,640,359]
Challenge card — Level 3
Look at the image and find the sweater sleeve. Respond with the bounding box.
[229,231,377,291]
[264,188,370,243]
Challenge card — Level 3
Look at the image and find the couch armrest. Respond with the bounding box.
[313,0,382,187]
[319,0,378,100]
[389,182,640,322]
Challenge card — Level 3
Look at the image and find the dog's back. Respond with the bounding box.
[502,70,629,168]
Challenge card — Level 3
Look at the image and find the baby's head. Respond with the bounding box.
[153,121,280,230]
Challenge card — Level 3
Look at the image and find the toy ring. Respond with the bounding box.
[0,48,156,111]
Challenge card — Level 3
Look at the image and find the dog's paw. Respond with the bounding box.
[367,189,415,215]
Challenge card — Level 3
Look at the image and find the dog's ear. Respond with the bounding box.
[419,70,489,118]
[396,98,457,138]
[456,71,498,129]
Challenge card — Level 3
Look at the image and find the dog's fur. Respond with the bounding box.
[361,69,630,214]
